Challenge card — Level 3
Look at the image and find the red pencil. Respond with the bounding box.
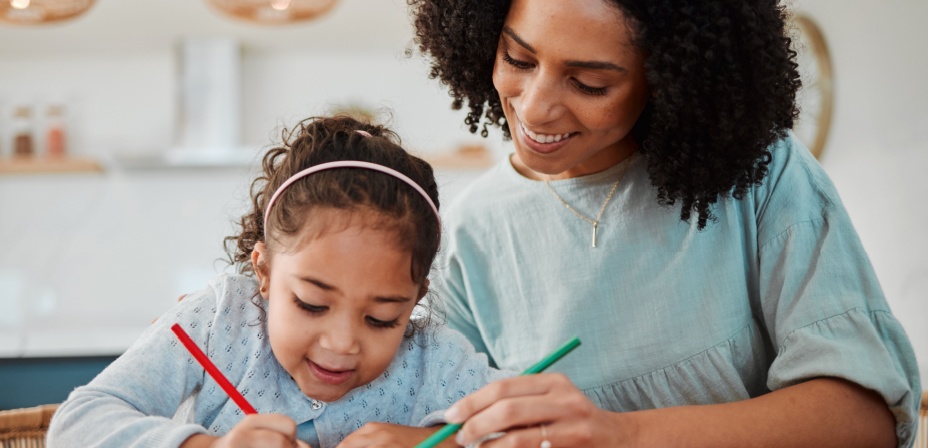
[171,323,258,415]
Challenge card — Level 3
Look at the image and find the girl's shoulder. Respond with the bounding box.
[207,273,261,298]
[163,273,264,343]
[397,322,516,377]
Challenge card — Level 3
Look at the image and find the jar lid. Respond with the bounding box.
[13,106,32,118]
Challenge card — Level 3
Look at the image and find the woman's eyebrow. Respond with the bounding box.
[503,26,536,53]
[565,59,627,73]
[502,26,628,73]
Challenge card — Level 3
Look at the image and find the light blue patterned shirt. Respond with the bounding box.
[436,133,921,446]
[48,274,513,448]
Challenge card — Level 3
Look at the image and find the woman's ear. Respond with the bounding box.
[252,242,270,299]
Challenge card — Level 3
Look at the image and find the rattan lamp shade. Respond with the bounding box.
[206,0,338,24]
[0,0,94,25]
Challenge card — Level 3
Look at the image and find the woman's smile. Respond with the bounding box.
[518,121,576,155]
[493,0,648,179]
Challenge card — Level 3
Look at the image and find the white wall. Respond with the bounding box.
[0,0,925,383]
[0,0,495,357]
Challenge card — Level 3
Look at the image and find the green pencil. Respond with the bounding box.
[414,336,582,448]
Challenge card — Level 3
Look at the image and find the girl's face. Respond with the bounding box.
[253,213,423,402]
[493,0,650,180]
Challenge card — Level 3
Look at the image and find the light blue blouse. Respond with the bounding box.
[47,274,513,448]
[436,134,921,446]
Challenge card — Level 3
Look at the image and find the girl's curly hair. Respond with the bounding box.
[409,0,801,228]
[224,116,441,335]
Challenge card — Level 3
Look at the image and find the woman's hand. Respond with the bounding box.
[445,373,632,448]
[181,414,311,448]
[448,375,895,448]
[336,423,459,448]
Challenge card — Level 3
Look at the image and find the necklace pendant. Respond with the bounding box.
[592,222,598,248]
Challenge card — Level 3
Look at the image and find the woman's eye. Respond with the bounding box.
[366,316,400,329]
[292,297,327,313]
[502,51,532,70]
[572,79,608,96]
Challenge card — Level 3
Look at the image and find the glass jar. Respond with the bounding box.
[46,105,67,157]
[12,105,34,157]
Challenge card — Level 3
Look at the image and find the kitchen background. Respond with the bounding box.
[0,0,926,409]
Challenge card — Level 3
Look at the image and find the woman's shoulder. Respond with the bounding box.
[444,157,536,228]
[763,132,836,195]
[750,132,847,241]
[399,323,505,370]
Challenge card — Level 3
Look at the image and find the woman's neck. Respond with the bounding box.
[510,143,638,181]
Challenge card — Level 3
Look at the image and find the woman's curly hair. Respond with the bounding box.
[409,0,801,228]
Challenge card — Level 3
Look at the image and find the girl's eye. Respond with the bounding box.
[366,316,401,329]
[502,51,532,70]
[572,79,608,96]
[292,297,327,313]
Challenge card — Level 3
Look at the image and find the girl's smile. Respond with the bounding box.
[307,359,355,385]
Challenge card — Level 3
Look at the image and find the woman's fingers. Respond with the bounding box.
[454,394,561,446]
[447,374,585,445]
[448,373,613,447]
[446,373,569,423]
[476,424,552,448]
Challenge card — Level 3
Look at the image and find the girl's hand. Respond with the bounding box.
[182,414,312,448]
[445,373,632,448]
[336,423,459,448]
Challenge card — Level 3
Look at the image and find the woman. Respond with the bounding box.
[409,0,921,446]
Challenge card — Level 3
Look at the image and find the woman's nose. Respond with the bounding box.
[517,71,563,126]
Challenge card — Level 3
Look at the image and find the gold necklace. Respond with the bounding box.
[543,162,631,248]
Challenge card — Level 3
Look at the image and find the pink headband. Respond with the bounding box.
[263,160,440,238]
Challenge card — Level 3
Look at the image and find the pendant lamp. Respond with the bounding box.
[0,0,95,25]
[205,0,338,24]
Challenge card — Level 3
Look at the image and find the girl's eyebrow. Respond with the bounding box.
[295,275,412,303]
[502,26,628,74]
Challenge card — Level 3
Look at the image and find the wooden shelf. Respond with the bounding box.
[421,144,496,170]
[0,157,104,174]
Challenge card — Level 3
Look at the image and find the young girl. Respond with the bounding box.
[47,116,513,448]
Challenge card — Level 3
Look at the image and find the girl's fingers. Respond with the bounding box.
[240,413,299,437]
[223,414,303,447]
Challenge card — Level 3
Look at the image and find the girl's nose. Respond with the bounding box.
[319,319,361,355]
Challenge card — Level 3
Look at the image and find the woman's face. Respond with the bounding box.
[493,0,649,180]
[253,211,423,402]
